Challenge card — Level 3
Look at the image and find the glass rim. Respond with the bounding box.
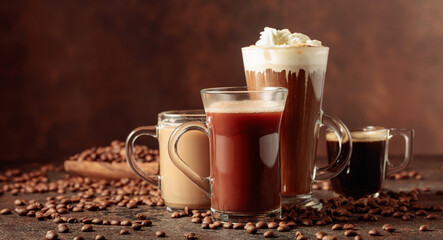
[350,126,387,132]
[200,86,288,94]
[241,45,329,51]
[159,110,205,118]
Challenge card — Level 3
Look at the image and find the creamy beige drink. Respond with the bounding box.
[126,110,210,211]
[159,127,210,209]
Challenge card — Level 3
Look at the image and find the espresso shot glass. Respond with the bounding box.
[326,126,414,198]
[126,110,210,211]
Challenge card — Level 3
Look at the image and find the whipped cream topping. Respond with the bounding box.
[255,27,322,47]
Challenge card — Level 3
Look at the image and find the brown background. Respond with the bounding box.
[1,0,442,164]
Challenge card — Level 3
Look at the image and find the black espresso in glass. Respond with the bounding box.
[326,126,414,198]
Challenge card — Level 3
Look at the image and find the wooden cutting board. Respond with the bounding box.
[64,160,159,180]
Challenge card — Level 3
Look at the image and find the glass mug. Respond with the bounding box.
[168,87,288,222]
[326,126,414,198]
[126,110,210,211]
[242,45,353,208]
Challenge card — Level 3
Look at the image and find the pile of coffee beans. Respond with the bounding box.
[66,140,158,163]
[387,170,423,180]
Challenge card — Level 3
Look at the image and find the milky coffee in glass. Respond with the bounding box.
[242,28,352,208]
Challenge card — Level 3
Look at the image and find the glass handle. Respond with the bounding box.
[316,113,353,180]
[386,128,414,176]
[125,126,159,187]
[168,121,210,198]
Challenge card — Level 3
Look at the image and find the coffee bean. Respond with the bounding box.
[368,229,381,236]
[73,236,84,240]
[67,217,77,223]
[136,213,147,220]
[382,224,395,232]
[184,232,197,240]
[277,224,289,232]
[45,230,58,240]
[14,199,26,206]
[201,223,209,229]
[267,222,278,229]
[263,230,275,238]
[419,225,430,231]
[432,204,443,211]
[297,234,307,240]
[233,223,245,229]
[245,225,257,234]
[81,224,93,232]
[53,217,64,224]
[191,217,202,223]
[120,229,129,235]
[14,207,28,216]
[331,224,342,230]
[344,230,357,236]
[343,224,354,230]
[132,223,142,231]
[301,219,313,226]
[223,222,233,229]
[256,221,267,229]
[322,236,338,240]
[156,230,166,237]
[171,211,180,218]
[121,220,131,226]
[316,231,327,239]
[392,211,403,218]
[95,234,106,240]
[426,213,437,220]
[354,235,363,240]
[92,218,102,224]
[0,208,11,215]
[57,223,69,233]
[402,214,411,221]
[126,201,137,209]
[202,216,212,224]
[416,210,427,216]
[316,220,326,225]
[110,220,120,225]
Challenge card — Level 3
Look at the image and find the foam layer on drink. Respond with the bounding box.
[327,128,388,142]
[205,100,285,113]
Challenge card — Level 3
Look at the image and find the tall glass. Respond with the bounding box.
[242,46,352,208]
[168,87,288,222]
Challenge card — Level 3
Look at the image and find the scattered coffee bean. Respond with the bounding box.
[416,210,427,216]
[45,230,58,240]
[67,217,77,223]
[110,220,120,225]
[141,219,152,226]
[392,211,403,218]
[156,230,166,237]
[132,223,142,231]
[81,224,93,232]
[354,235,363,240]
[223,222,233,229]
[316,231,327,239]
[191,217,202,223]
[368,229,381,236]
[184,232,197,240]
[0,208,11,215]
[120,229,129,235]
[57,223,69,233]
[426,213,437,220]
[14,207,27,216]
[136,213,147,220]
[277,224,289,232]
[267,222,278,229]
[171,211,180,218]
[432,204,443,211]
[73,236,84,240]
[344,230,357,236]
[322,235,337,240]
[263,230,275,238]
[331,224,342,230]
[121,220,131,226]
[419,225,430,231]
[301,219,313,226]
[245,225,257,234]
[297,234,307,240]
[256,221,267,229]
[382,224,395,232]
[343,223,354,230]
[213,221,222,228]
[53,217,64,224]
[233,223,245,229]
[92,218,102,224]
[95,234,106,240]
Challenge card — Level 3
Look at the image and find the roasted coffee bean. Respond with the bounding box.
[416,210,427,216]
[223,222,233,229]
[57,223,69,233]
[432,204,442,211]
[426,213,437,219]
[316,231,327,239]
[233,223,245,229]
[171,212,180,218]
[336,216,349,222]
[297,235,307,240]
[419,225,430,231]
[131,223,142,231]
[368,229,381,236]
[67,217,77,223]
[316,220,326,225]
[184,232,197,240]
[301,219,313,226]
[402,214,411,221]
[331,224,342,230]
[156,230,166,237]
[26,210,35,217]
[81,224,93,232]
[245,225,257,234]
[322,236,338,240]
[53,217,64,223]
[344,230,357,236]
[343,224,354,230]
[201,223,209,229]
[287,220,296,228]
[14,199,26,206]
[277,224,289,232]
[110,220,120,225]
[14,207,27,216]
[191,217,202,223]
[202,216,212,224]
[382,224,395,232]
[256,221,267,229]
[121,220,131,226]
[213,221,222,228]
[126,201,137,209]
[45,230,58,240]
[136,213,147,220]
[120,229,130,235]
[73,236,84,240]
[102,220,111,225]
[92,218,102,224]
[267,222,278,229]
[392,211,403,218]
[354,235,363,240]
[0,208,11,215]
[263,230,275,238]
[95,234,106,240]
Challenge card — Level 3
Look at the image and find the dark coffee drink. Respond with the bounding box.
[327,131,386,198]
[207,103,282,213]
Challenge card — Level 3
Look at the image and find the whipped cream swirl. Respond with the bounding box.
[255,27,322,47]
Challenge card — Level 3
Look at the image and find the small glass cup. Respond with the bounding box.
[168,86,288,222]
[126,110,210,211]
[326,126,414,198]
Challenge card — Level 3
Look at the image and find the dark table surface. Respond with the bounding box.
[0,155,442,240]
